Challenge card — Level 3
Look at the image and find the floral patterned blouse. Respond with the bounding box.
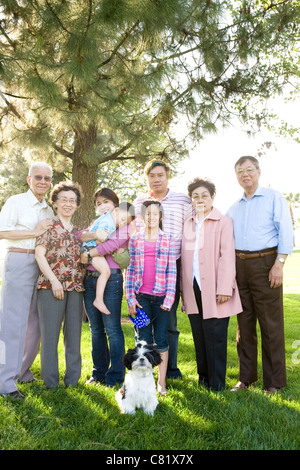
[36,216,84,292]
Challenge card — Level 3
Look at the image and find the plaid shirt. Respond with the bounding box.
[125,229,177,310]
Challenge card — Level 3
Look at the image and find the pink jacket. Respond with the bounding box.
[180,207,242,319]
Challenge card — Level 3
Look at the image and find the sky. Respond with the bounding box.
[169,98,300,245]
[170,125,300,213]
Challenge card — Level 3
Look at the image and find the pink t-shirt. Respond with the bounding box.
[140,240,156,295]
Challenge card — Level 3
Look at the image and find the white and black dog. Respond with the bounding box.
[115,341,162,415]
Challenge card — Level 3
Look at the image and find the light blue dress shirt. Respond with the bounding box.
[226,185,294,254]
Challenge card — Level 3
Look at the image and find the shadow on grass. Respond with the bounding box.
[1,295,299,451]
[3,365,298,451]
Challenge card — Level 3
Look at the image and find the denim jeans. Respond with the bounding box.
[83,272,125,386]
[136,293,169,352]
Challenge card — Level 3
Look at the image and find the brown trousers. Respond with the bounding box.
[235,252,286,388]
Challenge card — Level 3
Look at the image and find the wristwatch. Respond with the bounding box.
[86,250,93,265]
[276,257,285,264]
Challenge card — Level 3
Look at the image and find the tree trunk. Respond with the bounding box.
[71,125,99,229]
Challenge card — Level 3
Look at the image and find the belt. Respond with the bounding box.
[8,248,35,254]
[235,249,277,260]
[86,268,122,278]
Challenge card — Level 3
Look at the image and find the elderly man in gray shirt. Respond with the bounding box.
[0,162,53,399]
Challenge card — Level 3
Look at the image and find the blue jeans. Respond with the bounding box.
[136,293,169,352]
[83,272,125,386]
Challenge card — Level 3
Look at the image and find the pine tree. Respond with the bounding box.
[0,0,299,225]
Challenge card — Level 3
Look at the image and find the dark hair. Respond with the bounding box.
[141,200,163,230]
[118,201,135,221]
[144,159,170,178]
[93,188,119,207]
[187,177,216,197]
[234,156,260,170]
[50,181,83,207]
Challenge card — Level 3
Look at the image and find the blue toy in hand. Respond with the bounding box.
[129,307,150,329]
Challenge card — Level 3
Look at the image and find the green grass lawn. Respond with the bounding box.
[0,251,299,451]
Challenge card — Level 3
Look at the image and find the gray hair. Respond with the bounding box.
[234,156,260,170]
[28,162,53,176]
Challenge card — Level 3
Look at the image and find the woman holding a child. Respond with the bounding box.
[80,188,135,388]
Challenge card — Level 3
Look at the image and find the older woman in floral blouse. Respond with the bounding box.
[35,181,84,389]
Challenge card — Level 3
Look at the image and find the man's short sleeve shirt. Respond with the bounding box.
[0,189,53,249]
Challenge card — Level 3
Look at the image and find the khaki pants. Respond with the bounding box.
[0,252,40,394]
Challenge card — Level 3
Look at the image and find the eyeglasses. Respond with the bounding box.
[33,175,52,182]
[191,194,211,201]
[57,197,77,204]
[236,167,257,175]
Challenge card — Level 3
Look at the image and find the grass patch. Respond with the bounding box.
[0,251,299,451]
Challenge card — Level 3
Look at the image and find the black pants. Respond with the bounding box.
[189,278,229,391]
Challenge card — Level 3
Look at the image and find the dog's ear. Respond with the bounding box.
[145,346,162,367]
[152,348,162,366]
[123,349,134,370]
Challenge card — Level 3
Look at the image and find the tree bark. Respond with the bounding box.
[71,125,99,229]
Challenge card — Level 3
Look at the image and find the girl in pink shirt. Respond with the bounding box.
[125,200,176,395]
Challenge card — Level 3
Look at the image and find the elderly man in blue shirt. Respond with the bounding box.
[227,156,294,394]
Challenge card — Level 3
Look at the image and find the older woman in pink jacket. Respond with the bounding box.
[181,178,242,391]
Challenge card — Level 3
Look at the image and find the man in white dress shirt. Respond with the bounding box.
[0,162,53,398]
[134,159,192,379]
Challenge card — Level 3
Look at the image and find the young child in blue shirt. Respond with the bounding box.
[82,194,134,315]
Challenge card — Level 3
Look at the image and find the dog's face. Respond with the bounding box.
[116,341,161,415]
[124,341,162,373]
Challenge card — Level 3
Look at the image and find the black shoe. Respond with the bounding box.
[1,390,24,399]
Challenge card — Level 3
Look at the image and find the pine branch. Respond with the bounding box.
[0,21,16,49]
[99,140,136,163]
[0,91,27,125]
[0,91,31,100]
[105,154,137,163]
[84,0,93,36]
[98,20,140,68]
[52,142,74,159]
[45,0,72,35]
[156,44,202,63]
